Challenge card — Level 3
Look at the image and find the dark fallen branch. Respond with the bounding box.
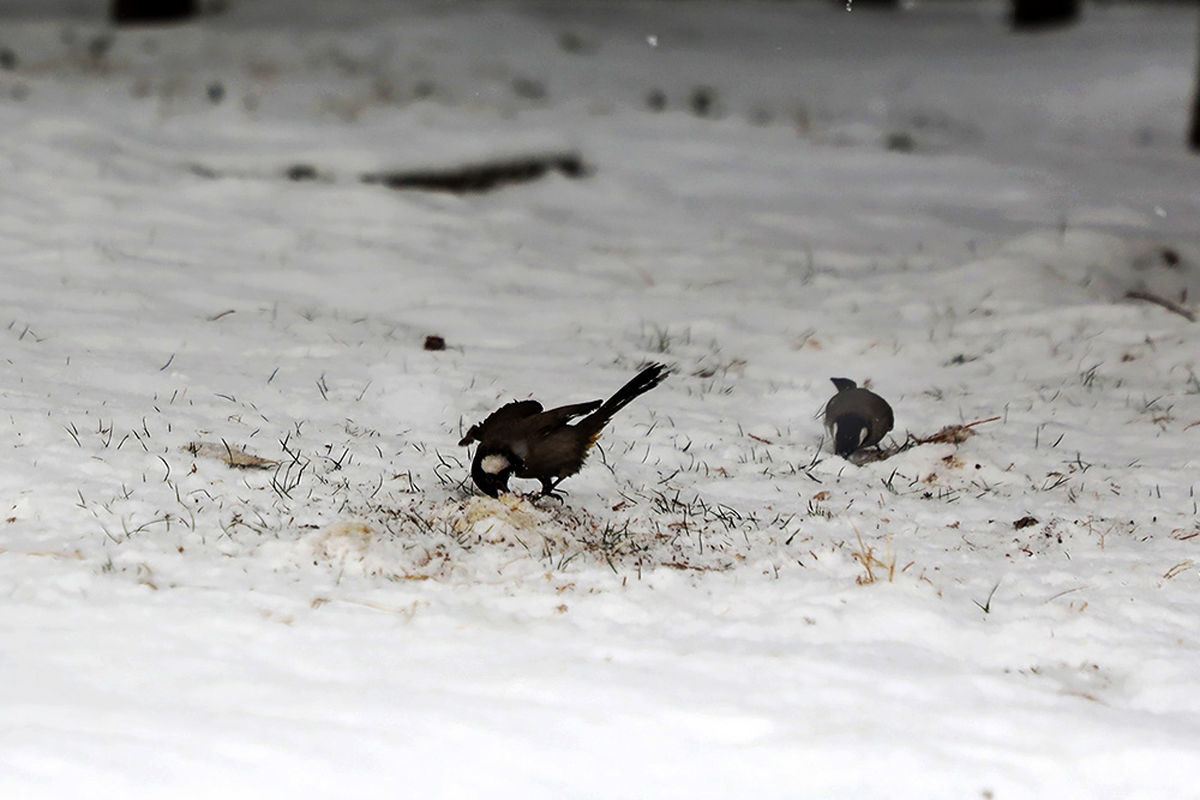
[185,152,588,194]
[1125,291,1196,322]
[361,151,587,194]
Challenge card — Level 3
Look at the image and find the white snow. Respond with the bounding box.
[2,0,1200,797]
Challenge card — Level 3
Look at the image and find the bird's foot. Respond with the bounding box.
[534,481,568,503]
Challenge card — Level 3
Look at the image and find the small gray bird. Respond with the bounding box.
[460,363,670,497]
[824,377,894,458]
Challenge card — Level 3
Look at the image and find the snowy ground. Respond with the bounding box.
[2,1,1200,796]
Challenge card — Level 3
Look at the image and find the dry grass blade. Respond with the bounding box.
[1163,560,1195,580]
[0,546,85,560]
[851,528,896,585]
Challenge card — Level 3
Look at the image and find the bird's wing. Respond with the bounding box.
[873,396,895,436]
[536,400,603,431]
[459,400,544,445]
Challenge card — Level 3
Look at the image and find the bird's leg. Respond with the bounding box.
[538,477,567,502]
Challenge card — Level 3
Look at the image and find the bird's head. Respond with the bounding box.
[469,447,523,497]
[831,413,870,458]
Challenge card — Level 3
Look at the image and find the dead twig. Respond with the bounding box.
[914,415,1001,446]
[1125,291,1195,322]
[185,441,279,470]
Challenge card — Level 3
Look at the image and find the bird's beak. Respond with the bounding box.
[477,472,511,498]
[472,452,516,498]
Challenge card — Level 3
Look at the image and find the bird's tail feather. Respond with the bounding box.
[579,363,670,436]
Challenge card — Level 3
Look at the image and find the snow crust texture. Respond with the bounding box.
[1,2,1199,797]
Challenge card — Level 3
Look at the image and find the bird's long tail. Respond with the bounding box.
[579,363,670,439]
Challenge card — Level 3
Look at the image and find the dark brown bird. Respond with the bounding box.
[459,363,670,497]
[824,377,894,458]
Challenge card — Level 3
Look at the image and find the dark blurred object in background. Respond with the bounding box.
[1011,0,1080,30]
[112,0,196,24]
[1192,20,1200,152]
